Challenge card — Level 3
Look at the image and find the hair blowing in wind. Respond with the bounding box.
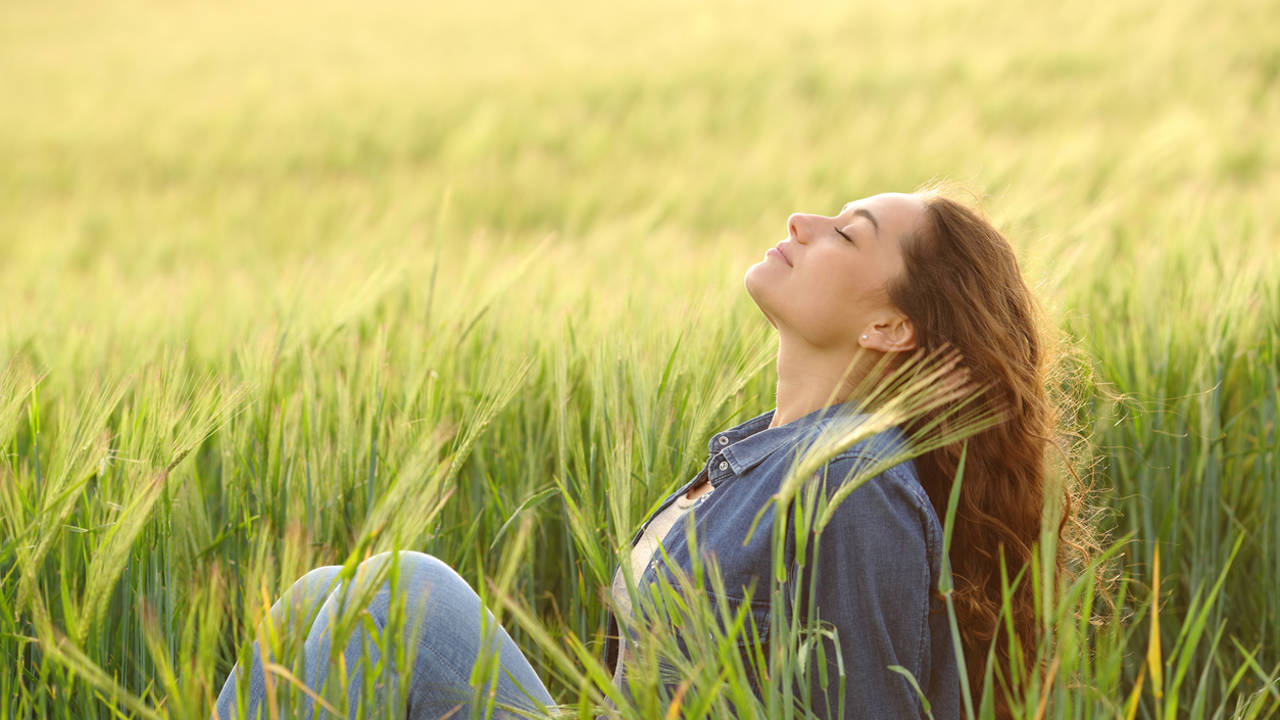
[889,187,1086,718]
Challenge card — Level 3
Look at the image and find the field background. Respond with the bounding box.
[1,0,1278,717]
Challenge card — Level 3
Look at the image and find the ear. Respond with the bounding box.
[859,313,917,353]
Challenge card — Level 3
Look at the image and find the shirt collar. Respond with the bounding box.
[711,404,871,476]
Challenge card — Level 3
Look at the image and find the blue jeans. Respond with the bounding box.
[214,551,555,719]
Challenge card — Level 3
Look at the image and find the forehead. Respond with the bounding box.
[841,192,927,244]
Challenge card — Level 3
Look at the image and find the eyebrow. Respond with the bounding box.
[841,203,880,237]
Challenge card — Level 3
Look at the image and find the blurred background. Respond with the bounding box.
[1,0,1277,716]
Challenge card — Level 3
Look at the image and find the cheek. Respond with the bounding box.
[779,270,844,337]
[828,255,893,305]
[806,262,864,308]
[795,262,881,340]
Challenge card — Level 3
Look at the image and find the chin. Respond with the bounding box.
[743,265,778,326]
[743,263,766,302]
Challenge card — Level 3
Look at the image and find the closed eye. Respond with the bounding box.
[834,226,854,244]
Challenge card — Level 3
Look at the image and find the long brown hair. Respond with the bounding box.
[887,187,1082,717]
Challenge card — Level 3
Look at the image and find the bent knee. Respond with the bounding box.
[276,564,342,620]
[359,550,461,581]
[359,551,476,602]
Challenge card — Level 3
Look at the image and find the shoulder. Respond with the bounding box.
[793,416,931,513]
[823,451,931,519]
[814,432,944,570]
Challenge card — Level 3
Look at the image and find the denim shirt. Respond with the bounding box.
[604,405,960,719]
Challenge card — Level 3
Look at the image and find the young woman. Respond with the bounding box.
[215,189,1071,719]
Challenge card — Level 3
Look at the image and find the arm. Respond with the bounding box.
[798,457,937,719]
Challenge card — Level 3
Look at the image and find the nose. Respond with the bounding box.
[787,213,812,243]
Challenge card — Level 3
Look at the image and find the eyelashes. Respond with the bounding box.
[833,226,854,244]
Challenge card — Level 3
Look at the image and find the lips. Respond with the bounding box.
[774,242,793,267]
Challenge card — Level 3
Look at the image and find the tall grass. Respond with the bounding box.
[1,0,1278,716]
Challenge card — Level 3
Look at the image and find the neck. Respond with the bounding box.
[770,334,874,428]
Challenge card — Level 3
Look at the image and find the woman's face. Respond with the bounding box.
[744,192,926,352]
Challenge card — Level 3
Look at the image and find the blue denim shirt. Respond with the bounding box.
[605,405,960,719]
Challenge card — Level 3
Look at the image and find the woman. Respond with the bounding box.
[215,188,1071,719]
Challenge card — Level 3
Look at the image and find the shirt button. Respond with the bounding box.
[718,461,728,471]
[717,436,729,446]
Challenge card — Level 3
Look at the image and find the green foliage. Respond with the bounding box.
[1,0,1278,716]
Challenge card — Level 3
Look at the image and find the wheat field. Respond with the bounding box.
[1,0,1277,717]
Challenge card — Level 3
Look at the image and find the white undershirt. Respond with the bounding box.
[610,484,715,684]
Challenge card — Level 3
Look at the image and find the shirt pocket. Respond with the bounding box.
[727,596,773,698]
[714,591,771,647]
[688,592,773,700]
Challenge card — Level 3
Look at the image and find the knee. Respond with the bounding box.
[359,550,457,583]
[289,564,342,599]
[358,551,476,604]
[272,564,341,625]
[299,562,342,584]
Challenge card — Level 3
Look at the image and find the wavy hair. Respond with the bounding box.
[887,186,1090,718]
